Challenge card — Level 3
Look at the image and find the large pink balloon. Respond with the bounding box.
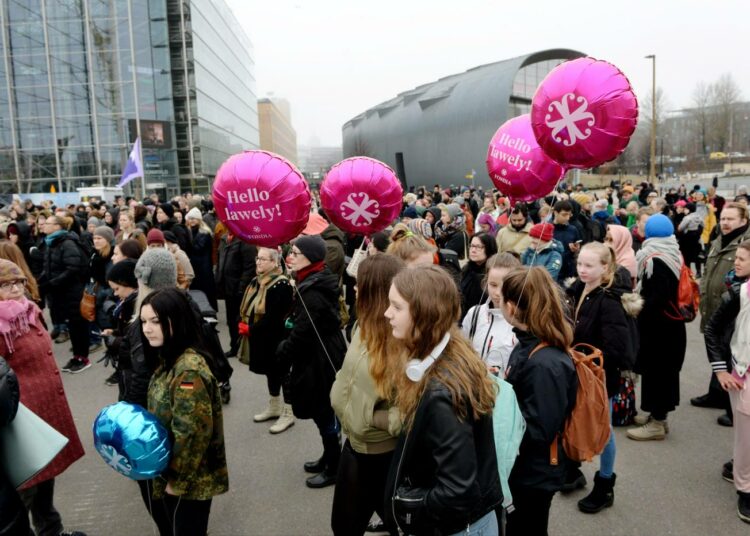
[319,157,403,235]
[531,57,638,169]
[213,150,311,247]
[486,114,565,204]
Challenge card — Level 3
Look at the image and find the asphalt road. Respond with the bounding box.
[50,304,746,536]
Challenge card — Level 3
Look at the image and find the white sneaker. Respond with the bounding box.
[253,396,282,422]
[269,404,295,434]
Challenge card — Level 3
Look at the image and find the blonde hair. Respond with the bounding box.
[580,242,616,288]
[356,255,406,397]
[386,223,435,263]
[387,266,497,429]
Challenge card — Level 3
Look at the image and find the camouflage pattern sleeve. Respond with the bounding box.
[166,369,213,495]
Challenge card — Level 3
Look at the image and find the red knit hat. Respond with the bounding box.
[146,228,165,245]
[529,222,554,242]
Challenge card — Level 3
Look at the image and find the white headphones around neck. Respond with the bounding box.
[405,332,451,382]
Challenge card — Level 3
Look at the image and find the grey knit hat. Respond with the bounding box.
[88,216,102,228]
[446,203,463,219]
[134,248,177,289]
[94,225,115,243]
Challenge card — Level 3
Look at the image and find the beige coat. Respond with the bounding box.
[496,222,533,254]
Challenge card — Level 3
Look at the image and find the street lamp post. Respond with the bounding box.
[645,54,656,182]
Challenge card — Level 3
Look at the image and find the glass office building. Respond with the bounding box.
[0,0,258,197]
[169,0,259,193]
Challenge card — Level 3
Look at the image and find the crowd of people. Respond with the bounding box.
[0,178,749,535]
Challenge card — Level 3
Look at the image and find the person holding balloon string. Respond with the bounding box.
[140,287,228,535]
[277,235,347,489]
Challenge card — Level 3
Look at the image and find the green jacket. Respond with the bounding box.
[700,227,750,332]
[330,329,401,454]
[148,348,229,500]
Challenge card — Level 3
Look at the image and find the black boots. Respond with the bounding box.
[738,491,750,523]
[305,434,341,489]
[577,472,616,513]
[561,466,587,493]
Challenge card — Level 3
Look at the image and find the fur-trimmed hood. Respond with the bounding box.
[620,292,644,318]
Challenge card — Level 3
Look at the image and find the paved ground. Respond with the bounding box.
[49,304,747,536]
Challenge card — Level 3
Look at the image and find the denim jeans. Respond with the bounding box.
[600,397,616,478]
[447,511,498,536]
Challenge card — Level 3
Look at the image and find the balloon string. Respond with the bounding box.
[280,255,340,377]
[475,174,568,320]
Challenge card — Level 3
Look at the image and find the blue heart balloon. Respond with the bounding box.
[93,402,171,480]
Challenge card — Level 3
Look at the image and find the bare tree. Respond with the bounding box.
[710,73,742,152]
[690,81,714,156]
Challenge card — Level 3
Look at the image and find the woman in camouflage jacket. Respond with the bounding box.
[140,287,228,536]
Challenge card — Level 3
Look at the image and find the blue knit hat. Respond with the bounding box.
[402,205,418,219]
[645,214,674,238]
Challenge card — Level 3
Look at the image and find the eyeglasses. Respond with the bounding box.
[0,279,26,291]
[469,244,485,250]
[256,256,273,262]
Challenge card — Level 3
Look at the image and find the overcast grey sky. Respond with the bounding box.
[226,0,747,147]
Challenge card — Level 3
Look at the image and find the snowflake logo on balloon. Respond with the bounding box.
[544,93,595,146]
[339,192,380,226]
[99,444,132,476]
[253,226,261,233]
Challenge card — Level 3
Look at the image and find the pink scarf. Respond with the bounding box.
[0,297,40,353]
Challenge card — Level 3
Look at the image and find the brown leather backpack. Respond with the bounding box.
[530,342,611,464]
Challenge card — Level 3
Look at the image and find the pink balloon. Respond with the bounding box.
[213,150,311,247]
[531,57,639,169]
[486,114,565,204]
[319,157,403,235]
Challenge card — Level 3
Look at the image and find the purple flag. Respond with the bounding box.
[118,138,144,188]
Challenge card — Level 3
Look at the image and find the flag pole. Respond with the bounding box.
[137,138,146,198]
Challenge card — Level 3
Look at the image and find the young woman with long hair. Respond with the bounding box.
[500,267,578,535]
[140,288,227,536]
[704,240,750,523]
[565,242,641,514]
[461,252,521,376]
[383,265,502,535]
[330,254,405,535]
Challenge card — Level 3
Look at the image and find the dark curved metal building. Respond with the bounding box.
[342,48,585,189]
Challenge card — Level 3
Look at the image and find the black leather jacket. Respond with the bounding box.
[385,381,502,535]
[704,276,747,374]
